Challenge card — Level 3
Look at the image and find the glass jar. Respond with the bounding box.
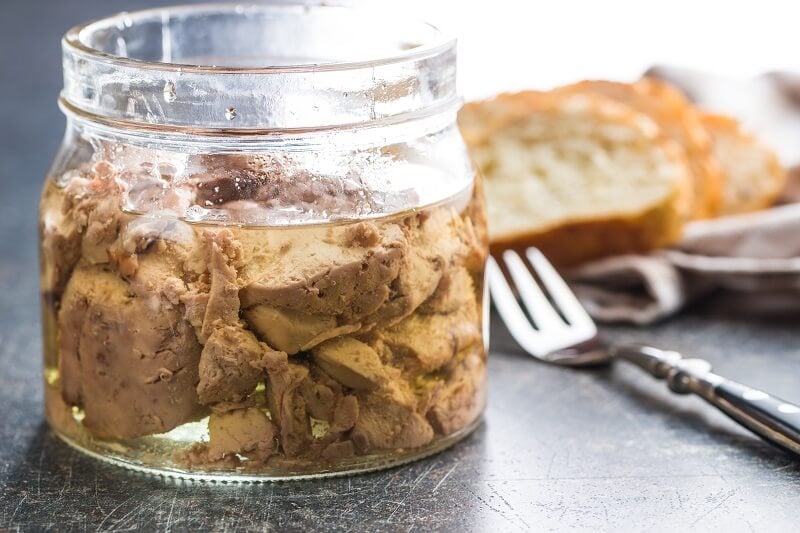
[40,3,488,480]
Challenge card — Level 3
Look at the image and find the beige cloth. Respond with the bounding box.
[568,201,800,323]
[567,67,800,324]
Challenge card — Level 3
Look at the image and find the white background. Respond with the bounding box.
[387,0,800,99]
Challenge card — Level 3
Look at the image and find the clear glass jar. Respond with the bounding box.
[40,3,488,480]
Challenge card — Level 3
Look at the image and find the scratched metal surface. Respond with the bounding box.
[2,1,800,531]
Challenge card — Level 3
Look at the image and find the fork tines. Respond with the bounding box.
[488,248,597,358]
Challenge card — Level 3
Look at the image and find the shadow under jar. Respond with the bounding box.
[39,3,488,481]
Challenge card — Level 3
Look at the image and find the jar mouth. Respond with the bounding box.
[64,3,453,73]
[61,2,459,132]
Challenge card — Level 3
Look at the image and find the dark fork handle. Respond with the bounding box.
[702,379,800,455]
[613,344,800,456]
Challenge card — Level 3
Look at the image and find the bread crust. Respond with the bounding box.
[459,91,692,268]
[460,91,547,147]
[553,78,724,219]
[701,112,786,214]
[488,188,686,268]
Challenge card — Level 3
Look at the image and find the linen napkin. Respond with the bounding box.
[565,68,800,324]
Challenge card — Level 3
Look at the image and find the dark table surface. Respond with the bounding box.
[1,1,799,531]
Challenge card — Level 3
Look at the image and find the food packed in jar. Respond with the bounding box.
[41,3,488,479]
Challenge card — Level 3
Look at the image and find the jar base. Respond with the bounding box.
[52,416,483,482]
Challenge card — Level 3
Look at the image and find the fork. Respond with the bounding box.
[488,248,800,456]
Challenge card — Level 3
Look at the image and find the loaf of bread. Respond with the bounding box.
[459,91,693,267]
[700,113,786,215]
[554,78,723,219]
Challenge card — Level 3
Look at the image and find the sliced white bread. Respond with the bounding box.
[701,113,786,215]
[555,78,724,219]
[459,91,693,267]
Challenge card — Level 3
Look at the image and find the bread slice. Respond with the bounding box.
[554,78,724,219]
[459,91,693,267]
[700,113,786,215]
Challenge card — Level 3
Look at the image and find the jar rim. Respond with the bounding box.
[63,2,455,74]
[60,2,460,132]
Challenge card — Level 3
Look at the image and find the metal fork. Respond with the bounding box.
[489,248,800,456]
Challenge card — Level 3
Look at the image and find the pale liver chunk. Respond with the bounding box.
[40,169,133,295]
[197,325,276,405]
[361,207,481,327]
[238,223,405,320]
[377,306,481,372]
[244,306,359,355]
[123,243,190,313]
[64,170,129,266]
[201,240,241,340]
[207,408,275,462]
[266,362,312,457]
[178,229,244,344]
[58,264,202,439]
[311,337,387,391]
[426,350,486,435]
[351,378,434,451]
[419,267,475,315]
[39,182,82,297]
